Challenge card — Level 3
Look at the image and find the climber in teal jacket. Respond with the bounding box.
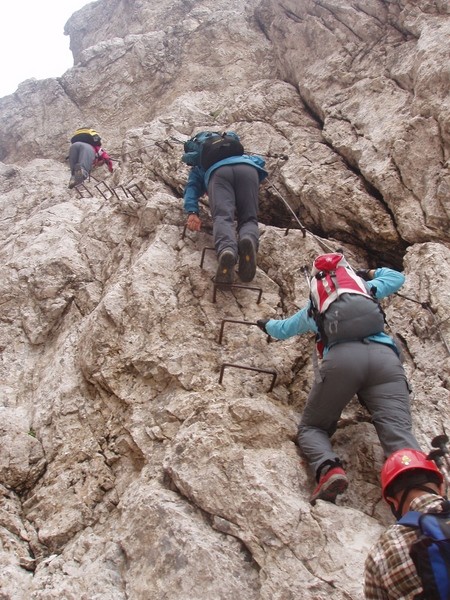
[257,264,421,506]
[184,153,268,285]
[183,154,267,214]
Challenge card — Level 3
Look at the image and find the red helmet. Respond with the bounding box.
[381,448,444,500]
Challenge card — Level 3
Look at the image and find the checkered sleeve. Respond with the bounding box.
[365,525,422,599]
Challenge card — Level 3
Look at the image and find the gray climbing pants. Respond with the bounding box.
[298,340,421,477]
[207,163,260,258]
[69,142,95,176]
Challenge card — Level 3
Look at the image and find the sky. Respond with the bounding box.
[0,1,92,98]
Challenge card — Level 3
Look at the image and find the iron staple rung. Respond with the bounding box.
[113,185,131,200]
[126,183,148,201]
[75,184,93,198]
[94,181,114,200]
[219,363,277,393]
[219,319,261,344]
[200,247,216,268]
[213,282,263,304]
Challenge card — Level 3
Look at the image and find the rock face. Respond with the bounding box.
[0,1,449,598]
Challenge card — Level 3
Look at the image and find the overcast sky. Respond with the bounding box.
[0,1,92,98]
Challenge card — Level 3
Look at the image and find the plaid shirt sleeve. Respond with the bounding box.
[364,526,420,599]
[364,495,444,599]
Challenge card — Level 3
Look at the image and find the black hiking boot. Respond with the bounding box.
[215,249,236,287]
[238,237,256,282]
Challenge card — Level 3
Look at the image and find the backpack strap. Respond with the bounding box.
[322,270,337,295]
[399,511,421,528]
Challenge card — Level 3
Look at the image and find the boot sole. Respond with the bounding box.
[238,238,256,282]
[74,164,86,186]
[310,475,349,505]
[215,251,235,286]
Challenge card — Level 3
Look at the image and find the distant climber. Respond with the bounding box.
[364,448,447,599]
[68,127,113,189]
[257,253,422,505]
[182,131,268,285]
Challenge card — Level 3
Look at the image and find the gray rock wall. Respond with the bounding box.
[0,1,449,598]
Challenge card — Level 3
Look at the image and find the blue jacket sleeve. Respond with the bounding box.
[368,268,405,300]
[183,167,206,213]
[265,304,318,340]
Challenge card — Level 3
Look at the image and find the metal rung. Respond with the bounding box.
[219,363,277,392]
[113,185,131,201]
[74,184,93,198]
[213,282,263,304]
[181,224,190,240]
[218,319,272,345]
[218,319,258,344]
[200,247,216,268]
[126,183,148,201]
[94,181,114,200]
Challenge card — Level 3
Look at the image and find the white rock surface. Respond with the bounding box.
[0,1,449,598]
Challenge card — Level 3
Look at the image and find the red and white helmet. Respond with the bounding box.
[381,448,444,500]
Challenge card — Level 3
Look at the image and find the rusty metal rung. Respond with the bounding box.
[218,319,257,344]
[182,224,202,241]
[94,181,114,200]
[127,183,148,201]
[219,319,273,345]
[219,363,277,392]
[113,185,131,201]
[200,247,216,268]
[213,282,263,304]
[74,184,93,198]
[182,224,200,240]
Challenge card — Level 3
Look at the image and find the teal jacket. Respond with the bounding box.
[183,154,268,214]
[265,267,405,355]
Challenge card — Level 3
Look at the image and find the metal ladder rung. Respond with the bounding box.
[219,363,277,393]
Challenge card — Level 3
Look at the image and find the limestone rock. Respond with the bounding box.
[0,1,449,599]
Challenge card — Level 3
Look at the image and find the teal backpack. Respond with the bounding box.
[182,131,244,170]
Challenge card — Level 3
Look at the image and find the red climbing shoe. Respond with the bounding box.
[310,467,349,505]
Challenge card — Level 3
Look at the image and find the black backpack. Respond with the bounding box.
[181,131,244,169]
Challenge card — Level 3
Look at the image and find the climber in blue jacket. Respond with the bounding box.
[257,260,422,506]
[184,153,268,285]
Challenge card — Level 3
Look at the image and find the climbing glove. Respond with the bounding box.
[256,319,270,334]
[356,268,375,281]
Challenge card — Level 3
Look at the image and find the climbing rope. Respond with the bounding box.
[264,177,337,254]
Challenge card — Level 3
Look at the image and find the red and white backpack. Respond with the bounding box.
[308,253,385,350]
